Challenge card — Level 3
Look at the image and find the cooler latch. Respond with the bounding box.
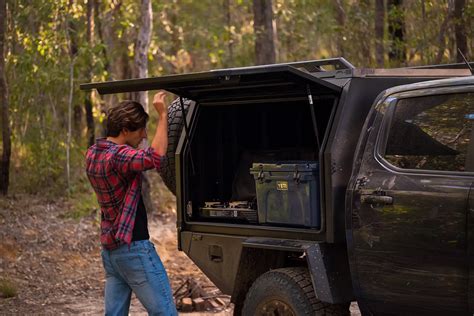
[257,165,265,183]
[293,166,301,184]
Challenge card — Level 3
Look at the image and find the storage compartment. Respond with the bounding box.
[185,97,335,227]
[250,162,320,228]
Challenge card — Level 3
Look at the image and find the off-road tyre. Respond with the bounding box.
[242,267,350,316]
[159,97,192,195]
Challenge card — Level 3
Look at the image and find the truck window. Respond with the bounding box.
[383,92,474,172]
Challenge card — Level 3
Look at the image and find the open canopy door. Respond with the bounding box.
[80,61,346,105]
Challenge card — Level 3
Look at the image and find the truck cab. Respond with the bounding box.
[348,76,474,315]
[81,58,474,315]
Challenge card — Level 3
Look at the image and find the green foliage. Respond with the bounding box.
[5,0,105,195]
[66,190,99,220]
[0,278,17,298]
[56,173,100,220]
[3,0,472,196]
[275,0,335,62]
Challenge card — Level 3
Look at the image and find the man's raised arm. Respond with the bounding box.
[151,91,168,156]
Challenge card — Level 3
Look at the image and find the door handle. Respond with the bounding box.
[208,245,223,263]
[360,194,393,205]
[210,254,223,262]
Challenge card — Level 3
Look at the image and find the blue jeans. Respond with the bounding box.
[101,240,177,316]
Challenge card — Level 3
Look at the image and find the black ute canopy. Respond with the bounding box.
[80,59,350,104]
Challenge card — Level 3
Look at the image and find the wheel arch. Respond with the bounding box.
[231,239,354,314]
[231,246,296,314]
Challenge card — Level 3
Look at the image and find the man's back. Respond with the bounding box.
[86,138,161,249]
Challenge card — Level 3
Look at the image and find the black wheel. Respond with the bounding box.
[159,97,192,195]
[242,267,349,316]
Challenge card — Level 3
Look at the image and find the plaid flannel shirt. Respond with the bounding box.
[86,138,162,250]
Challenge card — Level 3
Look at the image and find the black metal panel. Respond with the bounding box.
[80,71,219,95]
[80,57,353,96]
[185,222,326,241]
[184,232,246,295]
[242,237,317,252]
[325,76,444,243]
[305,243,354,304]
[347,86,472,315]
[79,65,342,103]
[469,185,474,313]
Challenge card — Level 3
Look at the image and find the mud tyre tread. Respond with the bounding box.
[158,97,192,195]
[242,267,349,316]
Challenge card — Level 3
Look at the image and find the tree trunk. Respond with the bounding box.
[253,0,276,65]
[85,0,95,146]
[66,0,77,194]
[375,0,385,67]
[334,0,346,57]
[169,6,180,65]
[94,0,111,77]
[66,60,74,194]
[454,0,467,62]
[224,0,234,67]
[360,0,371,66]
[133,0,152,110]
[73,104,82,139]
[420,0,426,63]
[434,3,453,64]
[95,0,119,135]
[387,0,405,65]
[0,0,11,195]
[133,0,155,213]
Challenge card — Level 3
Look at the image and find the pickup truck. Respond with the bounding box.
[81,58,474,315]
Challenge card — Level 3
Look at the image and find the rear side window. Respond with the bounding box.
[384,92,474,172]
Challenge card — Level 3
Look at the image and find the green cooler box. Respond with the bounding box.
[250,162,320,228]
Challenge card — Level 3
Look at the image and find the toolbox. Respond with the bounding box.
[250,161,320,228]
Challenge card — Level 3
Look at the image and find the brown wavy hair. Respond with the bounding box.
[106,100,149,137]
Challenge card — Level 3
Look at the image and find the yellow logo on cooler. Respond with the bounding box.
[276,181,288,191]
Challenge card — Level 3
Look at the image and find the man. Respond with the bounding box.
[86,91,177,316]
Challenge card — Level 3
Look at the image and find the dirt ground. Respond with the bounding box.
[0,188,233,315]
[0,173,360,315]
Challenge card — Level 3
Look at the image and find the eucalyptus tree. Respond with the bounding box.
[388,0,405,64]
[454,0,468,62]
[0,0,11,195]
[253,0,276,65]
[375,0,385,67]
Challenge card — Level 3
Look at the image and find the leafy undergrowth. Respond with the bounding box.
[0,278,17,298]
[64,191,99,220]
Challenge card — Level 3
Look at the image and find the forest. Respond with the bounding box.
[0,0,472,198]
[0,0,473,314]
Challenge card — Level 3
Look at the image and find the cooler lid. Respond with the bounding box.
[80,63,343,105]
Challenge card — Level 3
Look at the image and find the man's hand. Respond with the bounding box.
[152,91,168,116]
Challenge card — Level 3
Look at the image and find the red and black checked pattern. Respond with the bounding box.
[85,138,162,250]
